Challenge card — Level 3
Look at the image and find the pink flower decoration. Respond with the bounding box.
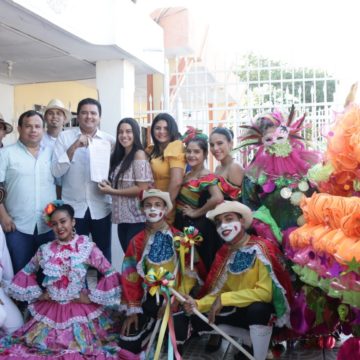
[262,181,276,193]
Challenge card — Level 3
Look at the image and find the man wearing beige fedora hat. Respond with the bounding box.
[42,99,72,149]
[0,113,13,148]
[183,201,293,360]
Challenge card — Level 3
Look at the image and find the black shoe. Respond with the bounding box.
[205,335,223,353]
[234,345,253,360]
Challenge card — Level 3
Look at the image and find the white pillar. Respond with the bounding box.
[96,60,135,136]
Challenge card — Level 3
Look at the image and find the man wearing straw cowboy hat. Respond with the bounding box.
[0,113,13,148]
[43,99,72,199]
[184,201,292,360]
[42,99,72,149]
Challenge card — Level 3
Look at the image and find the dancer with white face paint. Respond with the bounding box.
[183,201,294,360]
[119,189,206,356]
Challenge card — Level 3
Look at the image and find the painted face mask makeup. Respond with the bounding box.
[217,221,242,242]
[144,208,165,223]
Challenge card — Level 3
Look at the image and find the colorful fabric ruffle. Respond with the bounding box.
[176,173,219,210]
[216,175,241,200]
[288,193,360,308]
[311,105,360,196]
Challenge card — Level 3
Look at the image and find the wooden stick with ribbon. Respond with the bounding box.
[146,268,256,360]
[145,262,180,360]
[173,226,203,272]
[143,268,181,360]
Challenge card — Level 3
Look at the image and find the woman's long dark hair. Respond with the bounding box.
[149,113,180,159]
[109,118,144,188]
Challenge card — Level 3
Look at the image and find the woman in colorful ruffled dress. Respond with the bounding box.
[147,113,186,224]
[0,201,138,360]
[175,128,224,271]
[209,127,244,201]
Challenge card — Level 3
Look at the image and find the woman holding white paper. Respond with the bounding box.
[98,118,153,252]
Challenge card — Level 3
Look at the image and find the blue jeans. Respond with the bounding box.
[6,228,54,274]
[75,208,112,262]
[117,222,145,253]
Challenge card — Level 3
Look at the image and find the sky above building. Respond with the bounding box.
[139,0,360,81]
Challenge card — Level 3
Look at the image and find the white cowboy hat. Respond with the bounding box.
[0,113,13,134]
[206,201,253,229]
[140,189,173,213]
[44,99,72,123]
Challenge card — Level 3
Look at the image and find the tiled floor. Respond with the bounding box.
[160,336,339,359]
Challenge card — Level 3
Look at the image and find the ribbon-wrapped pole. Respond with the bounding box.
[170,288,255,360]
[147,268,255,360]
[143,268,181,360]
[174,226,203,272]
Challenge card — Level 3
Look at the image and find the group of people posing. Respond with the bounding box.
[0,99,309,359]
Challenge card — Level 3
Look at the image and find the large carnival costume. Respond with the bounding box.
[119,189,205,355]
[239,105,321,237]
[291,98,360,356]
[189,201,293,360]
[0,202,137,360]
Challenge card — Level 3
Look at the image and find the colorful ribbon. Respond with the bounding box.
[143,268,181,360]
[173,226,203,273]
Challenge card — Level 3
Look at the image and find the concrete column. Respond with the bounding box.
[96,60,135,136]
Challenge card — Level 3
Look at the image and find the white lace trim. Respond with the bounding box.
[8,283,42,302]
[126,306,143,316]
[89,287,121,306]
[119,304,128,313]
[119,317,155,341]
[39,235,95,302]
[28,303,104,330]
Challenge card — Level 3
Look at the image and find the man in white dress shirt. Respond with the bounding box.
[51,98,114,261]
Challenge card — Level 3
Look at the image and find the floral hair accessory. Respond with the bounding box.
[181,126,208,145]
[43,200,64,227]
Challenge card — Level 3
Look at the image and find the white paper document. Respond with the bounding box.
[88,138,111,183]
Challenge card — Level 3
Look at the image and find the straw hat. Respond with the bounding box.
[44,99,72,123]
[0,113,13,134]
[206,201,253,229]
[140,189,173,213]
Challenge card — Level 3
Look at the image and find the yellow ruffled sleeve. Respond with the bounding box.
[164,140,186,170]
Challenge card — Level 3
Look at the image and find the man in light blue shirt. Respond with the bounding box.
[0,110,56,273]
[52,98,114,261]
